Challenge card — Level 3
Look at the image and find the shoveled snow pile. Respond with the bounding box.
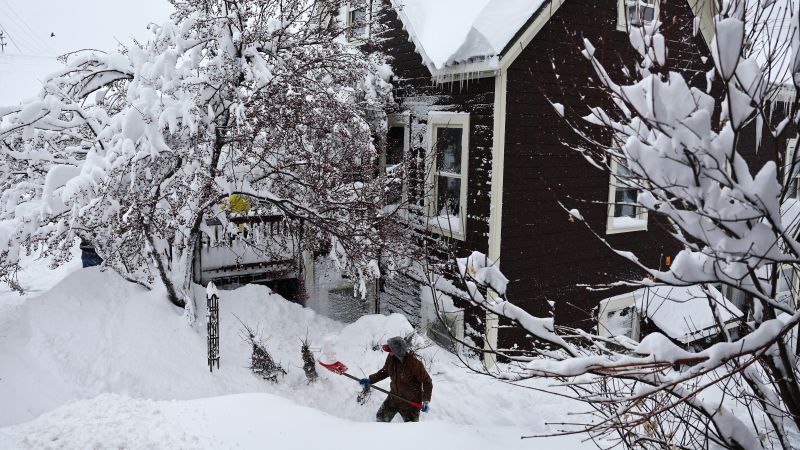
[0,259,590,449]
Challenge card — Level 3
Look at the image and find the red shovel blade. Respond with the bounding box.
[319,360,349,375]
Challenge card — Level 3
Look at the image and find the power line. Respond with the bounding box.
[0,0,55,55]
[0,4,52,55]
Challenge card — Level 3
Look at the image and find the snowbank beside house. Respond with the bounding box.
[0,263,592,449]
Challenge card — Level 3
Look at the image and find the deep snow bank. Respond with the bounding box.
[0,266,590,448]
[0,393,586,450]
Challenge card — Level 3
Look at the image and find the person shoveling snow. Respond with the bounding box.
[320,336,433,423]
[361,337,432,423]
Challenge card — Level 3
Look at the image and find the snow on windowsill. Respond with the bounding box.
[428,215,465,240]
[606,216,648,234]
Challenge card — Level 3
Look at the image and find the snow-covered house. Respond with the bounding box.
[347,0,733,357]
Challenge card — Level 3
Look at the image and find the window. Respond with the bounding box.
[785,138,799,198]
[607,158,648,234]
[776,265,798,310]
[427,113,469,240]
[617,0,658,31]
[345,2,368,42]
[598,294,640,340]
[383,115,409,208]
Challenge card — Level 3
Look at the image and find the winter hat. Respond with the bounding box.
[386,336,408,361]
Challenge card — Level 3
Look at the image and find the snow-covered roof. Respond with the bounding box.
[0,54,61,106]
[390,0,546,76]
[602,285,743,344]
[638,285,743,344]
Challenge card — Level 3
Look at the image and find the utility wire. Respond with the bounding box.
[0,0,56,55]
[0,5,51,55]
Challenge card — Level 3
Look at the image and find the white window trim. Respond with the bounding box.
[384,114,410,214]
[598,293,641,341]
[616,0,660,32]
[607,159,648,234]
[427,112,470,241]
[343,2,370,44]
[785,137,799,197]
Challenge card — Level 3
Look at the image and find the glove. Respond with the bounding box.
[421,402,430,413]
[359,378,371,386]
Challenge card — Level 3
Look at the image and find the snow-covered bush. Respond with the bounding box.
[0,0,404,312]
[438,1,800,448]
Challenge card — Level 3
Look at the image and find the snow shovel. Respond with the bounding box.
[318,360,425,410]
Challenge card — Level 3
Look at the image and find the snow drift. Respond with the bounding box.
[0,264,589,449]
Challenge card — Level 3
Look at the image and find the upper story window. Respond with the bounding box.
[383,115,409,208]
[786,138,800,198]
[617,0,658,31]
[427,112,469,240]
[607,158,648,234]
[345,2,369,42]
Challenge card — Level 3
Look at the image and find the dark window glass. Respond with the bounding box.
[386,126,405,166]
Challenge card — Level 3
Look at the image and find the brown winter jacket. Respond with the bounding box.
[368,353,432,405]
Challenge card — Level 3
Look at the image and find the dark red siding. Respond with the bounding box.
[499,0,714,345]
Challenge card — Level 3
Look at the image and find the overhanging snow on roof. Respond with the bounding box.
[390,0,546,78]
[601,285,743,345]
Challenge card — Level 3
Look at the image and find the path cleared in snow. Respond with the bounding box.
[0,258,594,449]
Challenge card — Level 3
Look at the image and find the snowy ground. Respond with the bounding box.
[0,251,594,449]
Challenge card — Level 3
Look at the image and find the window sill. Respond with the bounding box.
[606,217,648,235]
[427,222,466,241]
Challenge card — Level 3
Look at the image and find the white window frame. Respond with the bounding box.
[598,293,641,341]
[785,137,800,198]
[617,0,659,31]
[383,114,410,213]
[427,112,470,241]
[776,264,799,311]
[343,2,370,44]
[607,158,648,234]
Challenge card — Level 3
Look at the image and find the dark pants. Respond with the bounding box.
[376,398,420,423]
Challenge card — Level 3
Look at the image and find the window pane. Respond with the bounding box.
[386,126,405,166]
[435,127,463,174]
[436,176,461,218]
[643,5,655,22]
[614,188,638,218]
[350,7,366,37]
[627,4,641,25]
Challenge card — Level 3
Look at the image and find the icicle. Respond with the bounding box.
[756,113,763,152]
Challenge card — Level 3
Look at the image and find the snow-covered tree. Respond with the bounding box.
[430,1,800,448]
[0,0,401,313]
